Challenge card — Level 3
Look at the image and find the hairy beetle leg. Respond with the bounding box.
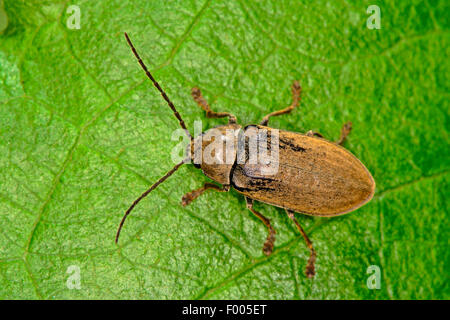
[336,121,352,145]
[260,80,302,126]
[181,183,230,207]
[246,197,276,256]
[286,210,316,278]
[191,87,237,124]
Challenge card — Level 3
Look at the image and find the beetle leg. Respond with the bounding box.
[181,183,230,206]
[246,197,276,256]
[260,80,301,126]
[286,209,316,278]
[336,121,352,145]
[191,87,237,124]
[306,130,324,138]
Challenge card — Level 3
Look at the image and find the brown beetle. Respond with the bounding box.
[116,33,375,278]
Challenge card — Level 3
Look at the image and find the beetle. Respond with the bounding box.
[115,33,376,278]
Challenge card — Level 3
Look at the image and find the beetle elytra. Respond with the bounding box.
[116,33,376,278]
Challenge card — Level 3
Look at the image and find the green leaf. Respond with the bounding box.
[0,0,448,299]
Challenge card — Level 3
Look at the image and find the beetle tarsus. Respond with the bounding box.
[336,121,352,145]
[181,193,194,207]
[305,251,316,278]
[263,232,276,256]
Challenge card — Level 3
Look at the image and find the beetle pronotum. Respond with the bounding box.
[116,33,375,278]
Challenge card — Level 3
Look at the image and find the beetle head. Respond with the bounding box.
[186,124,242,184]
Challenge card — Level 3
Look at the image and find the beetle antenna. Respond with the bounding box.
[115,159,186,243]
[124,32,192,141]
